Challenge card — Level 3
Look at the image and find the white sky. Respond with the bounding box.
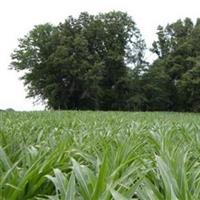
[0,0,200,111]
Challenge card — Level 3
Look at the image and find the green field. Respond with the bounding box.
[1,111,200,200]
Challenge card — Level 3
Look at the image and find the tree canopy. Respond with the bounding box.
[11,13,200,112]
[11,11,146,110]
[149,18,200,111]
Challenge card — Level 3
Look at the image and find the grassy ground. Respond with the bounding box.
[0,111,200,200]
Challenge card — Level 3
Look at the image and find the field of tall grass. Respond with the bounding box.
[0,111,200,200]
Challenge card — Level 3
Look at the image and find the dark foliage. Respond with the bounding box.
[11,14,200,112]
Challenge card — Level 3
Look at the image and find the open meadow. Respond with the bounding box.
[1,111,200,199]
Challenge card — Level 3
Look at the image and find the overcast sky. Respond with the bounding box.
[0,0,200,111]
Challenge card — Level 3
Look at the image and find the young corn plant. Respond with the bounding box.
[1,111,200,199]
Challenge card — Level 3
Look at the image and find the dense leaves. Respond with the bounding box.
[11,11,146,110]
[1,111,200,199]
[11,14,200,111]
[149,18,200,111]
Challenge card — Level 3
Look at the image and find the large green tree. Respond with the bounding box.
[11,11,146,110]
[149,18,200,111]
[12,13,200,112]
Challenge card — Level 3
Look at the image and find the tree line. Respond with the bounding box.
[11,11,200,111]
